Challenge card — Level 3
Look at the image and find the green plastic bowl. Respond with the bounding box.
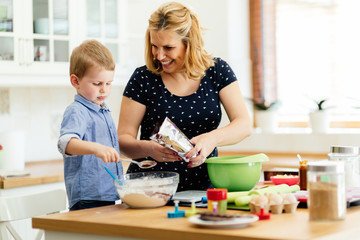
[206,153,269,192]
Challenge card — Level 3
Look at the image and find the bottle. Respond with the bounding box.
[299,158,308,190]
[308,160,346,221]
[328,145,360,189]
[207,188,227,213]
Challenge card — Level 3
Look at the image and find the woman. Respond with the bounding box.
[117,2,251,191]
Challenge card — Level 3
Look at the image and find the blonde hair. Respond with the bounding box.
[145,2,214,80]
[70,40,115,79]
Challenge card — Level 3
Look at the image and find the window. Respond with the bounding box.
[251,0,360,128]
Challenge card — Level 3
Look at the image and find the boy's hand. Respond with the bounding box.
[66,138,120,162]
[94,144,120,163]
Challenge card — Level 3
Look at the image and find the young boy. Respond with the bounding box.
[58,40,123,211]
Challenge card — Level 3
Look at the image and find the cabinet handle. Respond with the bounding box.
[18,38,34,65]
[19,38,24,65]
[24,39,32,66]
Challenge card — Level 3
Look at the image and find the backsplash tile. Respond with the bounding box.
[9,88,30,114]
[0,88,10,114]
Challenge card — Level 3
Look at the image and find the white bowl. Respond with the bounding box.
[115,171,179,208]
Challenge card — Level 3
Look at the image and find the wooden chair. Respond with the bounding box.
[0,189,67,240]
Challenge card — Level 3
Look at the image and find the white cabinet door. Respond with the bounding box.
[78,0,129,83]
[0,0,20,70]
[0,0,71,85]
[29,0,71,76]
[0,0,129,86]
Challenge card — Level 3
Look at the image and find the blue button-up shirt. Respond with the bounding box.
[58,94,123,208]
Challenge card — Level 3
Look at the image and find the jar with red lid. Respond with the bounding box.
[207,188,227,213]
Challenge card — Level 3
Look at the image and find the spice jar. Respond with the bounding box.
[299,159,308,190]
[328,145,360,189]
[308,160,346,221]
[207,188,227,213]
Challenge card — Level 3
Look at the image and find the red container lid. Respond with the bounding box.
[207,188,227,200]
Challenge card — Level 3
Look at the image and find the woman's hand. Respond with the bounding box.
[147,140,183,162]
[185,132,217,168]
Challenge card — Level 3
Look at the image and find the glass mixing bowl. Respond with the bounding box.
[115,171,179,208]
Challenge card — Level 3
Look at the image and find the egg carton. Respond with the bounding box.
[249,201,299,214]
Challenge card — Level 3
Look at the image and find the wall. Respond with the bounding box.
[219,129,360,154]
[0,86,124,162]
[0,0,250,162]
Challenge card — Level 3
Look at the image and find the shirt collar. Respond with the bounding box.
[74,94,110,112]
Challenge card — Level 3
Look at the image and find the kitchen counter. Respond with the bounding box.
[0,159,64,189]
[219,152,326,171]
[0,153,326,189]
[0,160,67,239]
[32,204,360,240]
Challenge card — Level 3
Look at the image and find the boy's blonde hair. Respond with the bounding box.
[145,2,214,80]
[70,40,115,79]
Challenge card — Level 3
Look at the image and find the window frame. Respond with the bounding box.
[249,0,360,129]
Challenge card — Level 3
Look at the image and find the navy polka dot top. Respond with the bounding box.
[123,57,237,191]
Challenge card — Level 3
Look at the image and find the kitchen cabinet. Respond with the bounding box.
[0,0,130,87]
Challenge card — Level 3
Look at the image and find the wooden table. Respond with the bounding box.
[32,204,360,240]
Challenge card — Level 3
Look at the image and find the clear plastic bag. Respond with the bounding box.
[150,117,195,162]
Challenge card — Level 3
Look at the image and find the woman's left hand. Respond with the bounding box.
[185,133,216,168]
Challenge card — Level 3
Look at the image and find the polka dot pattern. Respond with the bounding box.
[123,58,237,191]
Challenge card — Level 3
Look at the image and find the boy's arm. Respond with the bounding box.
[66,138,120,163]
